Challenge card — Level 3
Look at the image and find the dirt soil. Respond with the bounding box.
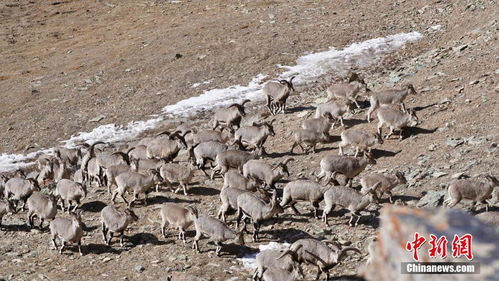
[0,0,498,281]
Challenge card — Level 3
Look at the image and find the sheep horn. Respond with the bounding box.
[241,99,251,106]
[111,151,130,165]
[282,158,295,165]
[156,130,171,137]
[337,247,362,263]
[126,146,136,155]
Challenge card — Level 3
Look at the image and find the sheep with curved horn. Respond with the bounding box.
[146,130,189,161]
[213,99,251,133]
[233,120,276,156]
[263,76,295,115]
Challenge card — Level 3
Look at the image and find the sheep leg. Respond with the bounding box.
[59,241,65,254]
[354,147,360,157]
[39,218,44,229]
[347,177,353,187]
[367,107,375,123]
[400,103,406,113]
[181,183,188,195]
[483,200,490,212]
[339,116,345,127]
[101,222,108,243]
[236,207,244,229]
[315,265,322,281]
[354,212,362,226]
[107,231,113,246]
[290,142,297,154]
[212,120,220,131]
[143,192,148,206]
[218,204,229,222]
[119,231,125,247]
[387,192,393,204]
[161,222,167,239]
[313,202,320,219]
[180,228,186,244]
[445,198,460,208]
[348,212,356,227]
[252,221,260,242]
[77,240,83,256]
[290,203,301,215]
[27,211,34,227]
[72,200,80,212]
[386,127,394,140]
[215,242,222,256]
[338,143,344,155]
[193,232,202,252]
[377,122,383,136]
[59,200,66,213]
[51,236,58,252]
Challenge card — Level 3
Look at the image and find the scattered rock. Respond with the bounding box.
[451,172,466,179]
[135,265,145,273]
[77,87,88,91]
[416,190,446,208]
[446,137,464,147]
[453,44,468,52]
[431,171,448,178]
[89,115,106,122]
[468,80,479,85]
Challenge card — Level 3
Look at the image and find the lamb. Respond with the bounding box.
[100,205,139,247]
[37,156,72,184]
[302,112,334,138]
[338,129,384,157]
[377,105,418,140]
[157,203,194,243]
[326,72,367,109]
[236,190,284,241]
[317,152,376,187]
[146,130,189,161]
[0,199,15,228]
[111,170,162,207]
[49,211,85,255]
[223,169,257,191]
[26,192,58,229]
[211,150,254,179]
[366,83,417,122]
[360,171,407,203]
[290,129,327,154]
[279,238,361,280]
[322,184,380,226]
[159,163,194,195]
[444,175,498,212]
[3,177,40,211]
[212,100,251,132]
[187,141,227,177]
[280,180,330,218]
[263,76,295,115]
[96,151,130,180]
[314,101,351,128]
[475,211,499,226]
[234,120,276,155]
[86,158,102,187]
[190,208,245,256]
[243,158,294,189]
[253,248,303,281]
[218,187,249,222]
[54,179,87,213]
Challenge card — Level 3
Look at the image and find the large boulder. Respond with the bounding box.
[362,206,499,281]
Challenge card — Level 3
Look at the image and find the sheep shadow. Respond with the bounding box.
[146,195,200,205]
[341,118,366,128]
[129,232,169,246]
[80,200,107,213]
[85,243,126,255]
[271,227,315,242]
[1,223,31,232]
[372,148,401,158]
[391,194,420,203]
[413,103,438,112]
[188,186,220,196]
[403,127,438,138]
[287,105,315,114]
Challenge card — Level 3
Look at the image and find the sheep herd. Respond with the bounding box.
[0,72,497,281]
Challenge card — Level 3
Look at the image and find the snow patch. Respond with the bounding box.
[238,242,290,270]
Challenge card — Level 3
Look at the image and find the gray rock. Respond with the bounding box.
[362,206,499,281]
[446,137,464,147]
[431,171,448,178]
[416,190,446,208]
[135,265,145,273]
[89,115,106,123]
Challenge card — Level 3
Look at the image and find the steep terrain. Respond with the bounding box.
[0,0,497,280]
